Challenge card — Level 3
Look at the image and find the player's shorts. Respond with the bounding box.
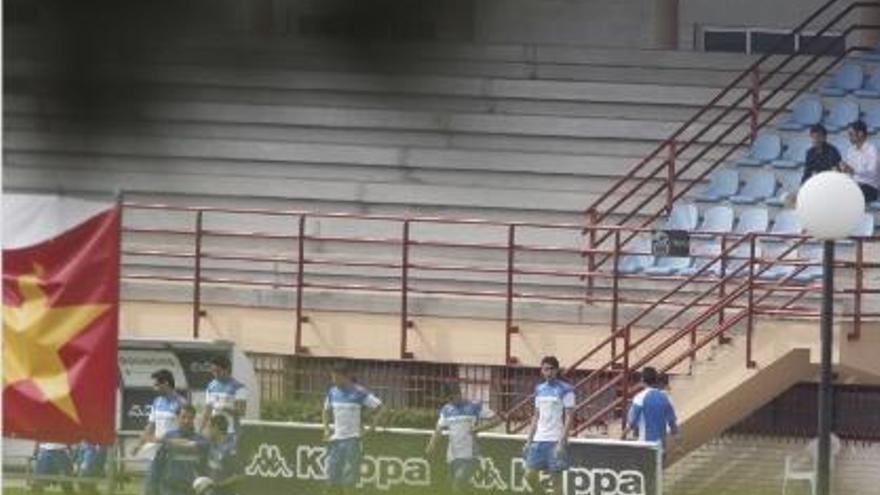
[524,441,568,473]
[77,449,107,477]
[35,449,73,475]
[448,458,478,491]
[326,438,362,486]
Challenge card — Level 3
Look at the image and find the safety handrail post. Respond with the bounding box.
[750,68,761,144]
[849,238,865,341]
[718,235,728,344]
[193,210,204,339]
[584,209,598,301]
[667,141,677,215]
[746,234,757,368]
[295,215,308,354]
[400,220,413,359]
[505,224,518,365]
[611,231,622,366]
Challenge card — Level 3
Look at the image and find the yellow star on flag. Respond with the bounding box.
[3,264,110,424]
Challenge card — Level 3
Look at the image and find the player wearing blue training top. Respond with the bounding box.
[133,369,188,460]
[146,404,210,495]
[425,386,503,493]
[197,415,243,495]
[200,356,247,440]
[522,356,575,495]
[627,367,679,457]
[322,361,384,495]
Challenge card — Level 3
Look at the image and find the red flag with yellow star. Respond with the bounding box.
[3,194,120,444]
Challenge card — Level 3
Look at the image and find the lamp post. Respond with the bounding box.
[795,171,864,495]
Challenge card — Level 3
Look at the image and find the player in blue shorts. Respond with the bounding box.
[32,443,74,495]
[522,356,575,495]
[322,361,384,495]
[74,442,108,495]
[425,386,502,493]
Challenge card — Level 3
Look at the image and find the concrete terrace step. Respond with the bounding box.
[5,61,796,109]
[4,96,753,145]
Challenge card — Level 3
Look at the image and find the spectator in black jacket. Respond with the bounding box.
[802,124,842,184]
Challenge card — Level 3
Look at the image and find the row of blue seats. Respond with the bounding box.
[622,205,874,281]
[819,62,880,98]
[777,96,880,133]
[735,131,879,170]
[697,168,799,205]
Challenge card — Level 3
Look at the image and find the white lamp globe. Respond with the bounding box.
[796,171,864,240]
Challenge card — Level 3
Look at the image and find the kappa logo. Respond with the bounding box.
[566,467,646,495]
[245,443,295,478]
[471,456,508,491]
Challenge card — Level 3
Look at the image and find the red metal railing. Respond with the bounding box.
[121,201,880,435]
[121,203,879,345]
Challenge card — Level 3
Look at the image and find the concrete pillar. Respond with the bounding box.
[653,0,679,50]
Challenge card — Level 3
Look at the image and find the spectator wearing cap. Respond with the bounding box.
[840,120,880,202]
[802,124,842,184]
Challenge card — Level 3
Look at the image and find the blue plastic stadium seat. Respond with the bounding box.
[617,236,654,275]
[679,240,721,277]
[727,242,763,276]
[696,169,739,202]
[778,97,823,131]
[865,107,880,133]
[735,208,770,234]
[736,133,783,167]
[664,203,699,231]
[862,43,880,61]
[819,63,864,97]
[730,170,777,204]
[854,70,880,98]
[793,245,824,283]
[823,99,860,133]
[643,255,692,276]
[846,213,876,239]
[766,172,802,206]
[758,258,797,280]
[693,205,735,238]
[765,210,803,239]
[772,136,812,169]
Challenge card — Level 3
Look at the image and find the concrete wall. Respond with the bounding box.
[678,0,844,50]
[474,0,655,48]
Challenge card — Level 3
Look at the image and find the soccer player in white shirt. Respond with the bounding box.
[322,361,384,495]
[200,356,248,438]
[840,120,880,203]
[132,369,187,460]
[425,386,503,493]
[522,356,576,495]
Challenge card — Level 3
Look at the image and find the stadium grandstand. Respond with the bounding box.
[4,0,880,494]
